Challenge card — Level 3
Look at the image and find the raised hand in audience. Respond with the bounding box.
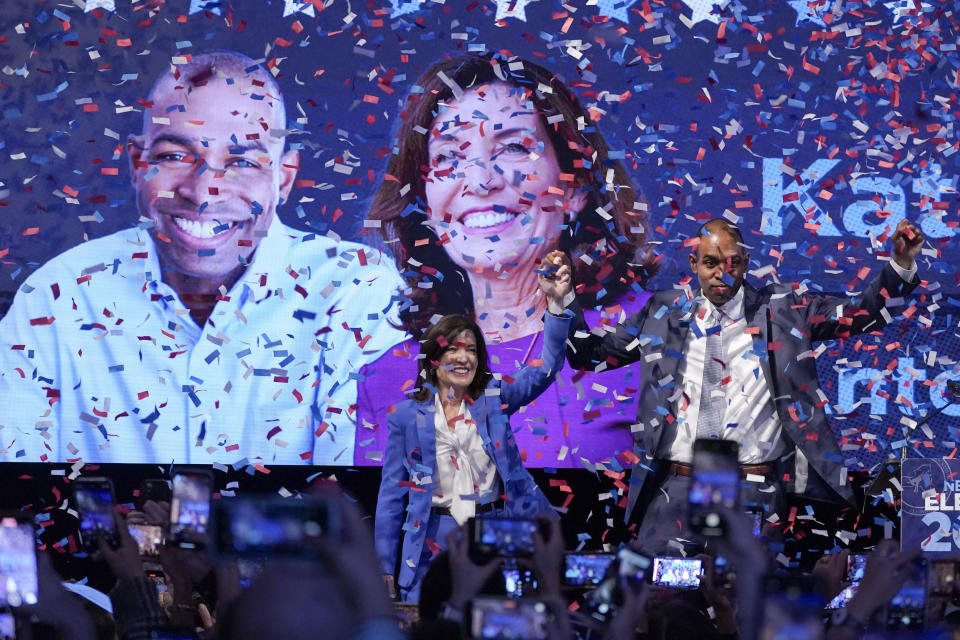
[445,523,503,611]
[812,548,849,604]
[98,508,144,580]
[827,540,921,639]
[697,553,738,636]
[532,516,573,640]
[17,551,97,640]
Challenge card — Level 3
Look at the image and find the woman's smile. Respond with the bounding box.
[436,329,479,392]
[424,82,585,271]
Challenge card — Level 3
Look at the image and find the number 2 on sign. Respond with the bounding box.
[921,512,960,552]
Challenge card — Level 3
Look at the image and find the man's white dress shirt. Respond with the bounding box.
[659,259,917,465]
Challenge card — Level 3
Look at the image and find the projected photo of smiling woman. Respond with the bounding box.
[355,53,658,467]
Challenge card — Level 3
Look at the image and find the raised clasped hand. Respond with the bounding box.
[537,249,573,313]
[891,219,924,269]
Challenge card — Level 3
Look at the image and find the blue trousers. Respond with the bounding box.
[399,512,459,603]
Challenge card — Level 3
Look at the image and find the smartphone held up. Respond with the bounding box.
[0,515,38,608]
[688,439,741,537]
[584,548,652,622]
[466,597,551,640]
[169,468,214,550]
[650,556,703,589]
[467,517,543,564]
[74,476,121,551]
[211,495,342,558]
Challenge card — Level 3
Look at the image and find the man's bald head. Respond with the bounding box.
[690,218,750,306]
[697,219,744,246]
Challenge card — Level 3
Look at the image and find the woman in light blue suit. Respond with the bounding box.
[376,252,573,602]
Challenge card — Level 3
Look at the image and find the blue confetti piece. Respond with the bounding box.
[293,309,316,322]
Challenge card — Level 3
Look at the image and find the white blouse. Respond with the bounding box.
[431,395,501,524]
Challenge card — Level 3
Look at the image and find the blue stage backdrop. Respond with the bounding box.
[0,0,957,468]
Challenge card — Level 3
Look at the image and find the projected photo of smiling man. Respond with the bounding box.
[0,51,405,465]
[128,56,297,327]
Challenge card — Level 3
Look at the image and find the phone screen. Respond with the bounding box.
[169,471,213,549]
[846,554,867,583]
[145,568,167,605]
[75,478,118,549]
[212,497,340,557]
[824,554,869,609]
[584,548,652,622]
[651,557,702,589]
[618,548,652,583]
[471,518,538,559]
[0,517,37,607]
[503,567,538,597]
[468,597,550,640]
[825,584,858,610]
[931,560,959,595]
[0,612,14,640]
[563,552,615,587]
[885,560,927,631]
[128,524,164,557]
[689,439,740,536]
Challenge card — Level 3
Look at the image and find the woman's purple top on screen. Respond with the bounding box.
[353,289,651,468]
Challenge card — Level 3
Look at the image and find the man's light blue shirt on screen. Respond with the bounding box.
[0,218,406,465]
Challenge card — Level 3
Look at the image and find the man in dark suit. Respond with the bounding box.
[567,218,923,553]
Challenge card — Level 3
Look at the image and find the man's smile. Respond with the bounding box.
[173,217,238,239]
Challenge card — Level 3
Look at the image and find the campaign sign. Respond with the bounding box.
[902,459,960,556]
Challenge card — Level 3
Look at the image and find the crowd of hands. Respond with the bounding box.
[11,485,936,640]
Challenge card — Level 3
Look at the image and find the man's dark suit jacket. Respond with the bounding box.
[567,262,920,520]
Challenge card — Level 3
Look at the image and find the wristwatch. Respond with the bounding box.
[831,608,868,634]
